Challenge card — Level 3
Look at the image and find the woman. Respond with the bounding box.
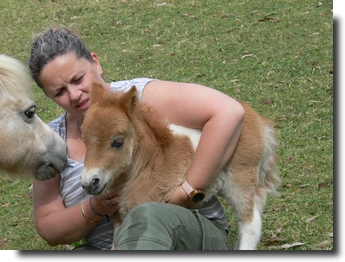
[29,25,244,250]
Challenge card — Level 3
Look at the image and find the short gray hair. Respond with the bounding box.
[29,25,93,88]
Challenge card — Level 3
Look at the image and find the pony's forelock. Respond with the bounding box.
[0,54,32,100]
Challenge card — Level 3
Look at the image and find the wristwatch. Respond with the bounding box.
[182,180,206,203]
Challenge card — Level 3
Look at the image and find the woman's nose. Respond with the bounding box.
[68,86,81,101]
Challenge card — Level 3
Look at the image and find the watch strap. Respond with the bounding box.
[182,180,194,196]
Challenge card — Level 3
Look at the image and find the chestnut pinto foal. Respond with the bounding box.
[80,83,280,250]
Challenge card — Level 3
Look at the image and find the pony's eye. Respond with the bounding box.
[24,106,36,119]
[111,137,124,148]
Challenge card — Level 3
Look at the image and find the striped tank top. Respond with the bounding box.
[49,78,228,250]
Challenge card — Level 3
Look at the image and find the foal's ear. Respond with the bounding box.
[120,85,139,116]
[90,82,106,104]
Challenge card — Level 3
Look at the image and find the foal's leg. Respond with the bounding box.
[222,167,264,250]
[235,186,266,250]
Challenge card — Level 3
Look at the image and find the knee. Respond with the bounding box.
[114,202,175,250]
[128,202,163,217]
[121,202,167,227]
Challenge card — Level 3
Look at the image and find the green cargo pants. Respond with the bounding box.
[114,202,232,250]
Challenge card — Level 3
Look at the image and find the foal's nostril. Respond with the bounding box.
[91,178,100,189]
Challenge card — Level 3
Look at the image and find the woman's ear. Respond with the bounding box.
[91,52,103,75]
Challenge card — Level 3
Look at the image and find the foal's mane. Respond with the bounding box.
[138,103,173,147]
[0,54,32,99]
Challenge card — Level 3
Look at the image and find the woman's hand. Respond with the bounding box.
[161,185,193,208]
[33,175,121,245]
[91,187,120,215]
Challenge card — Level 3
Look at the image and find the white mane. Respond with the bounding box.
[0,54,32,100]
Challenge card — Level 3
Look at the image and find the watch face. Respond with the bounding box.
[192,192,205,202]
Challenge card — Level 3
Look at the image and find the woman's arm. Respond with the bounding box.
[142,80,245,206]
[33,174,119,245]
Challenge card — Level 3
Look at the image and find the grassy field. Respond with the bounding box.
[0,0,333,250]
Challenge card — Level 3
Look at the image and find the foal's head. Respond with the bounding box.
[81,83,140,195]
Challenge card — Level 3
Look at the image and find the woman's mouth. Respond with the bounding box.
[76,98,90,110]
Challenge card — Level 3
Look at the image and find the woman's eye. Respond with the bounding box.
[55,89,65,97]
[74,76,83,84]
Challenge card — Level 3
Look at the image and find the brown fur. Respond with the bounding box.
[81,83,281,250]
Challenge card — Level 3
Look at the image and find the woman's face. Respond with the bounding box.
[38,52,104,118]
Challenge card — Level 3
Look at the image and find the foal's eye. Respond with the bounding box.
[111,137,124,148]
[24,106,36,119]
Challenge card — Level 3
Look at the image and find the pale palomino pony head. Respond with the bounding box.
[0,54,67,180]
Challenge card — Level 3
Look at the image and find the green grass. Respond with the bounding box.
[0,0,333,250]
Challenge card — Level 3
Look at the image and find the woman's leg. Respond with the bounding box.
[114,202,232,250]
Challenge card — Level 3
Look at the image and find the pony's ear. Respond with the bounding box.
[90,82,106,104]
[120,85,139,117]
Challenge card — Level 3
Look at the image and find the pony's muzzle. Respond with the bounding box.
[34,137,68,181]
